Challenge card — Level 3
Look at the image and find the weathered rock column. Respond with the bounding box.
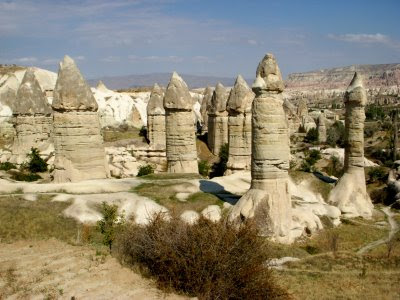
[318,113,327,143]
[52,56,109,182]
[11,68,53,164]
[328,72,373,218]
[226,75,254,174]
[230,54,292,243]
[207,83,228,155]
[164,72,198,173]
[200,86,213,134]
[147,83,166,150]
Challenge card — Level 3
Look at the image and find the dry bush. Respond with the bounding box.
[114,214,289,300]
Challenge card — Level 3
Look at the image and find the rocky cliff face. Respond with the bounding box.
[284,63,400,107]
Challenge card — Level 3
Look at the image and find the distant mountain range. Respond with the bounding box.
[87,73,248,90]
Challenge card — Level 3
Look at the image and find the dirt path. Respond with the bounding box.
[357,206,399,255]
[0,239,187,300]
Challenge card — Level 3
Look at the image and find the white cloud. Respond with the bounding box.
[13,57,38,63]
[247,39,258,46]
[101,56,121,63]
[328,33,400,50]
[128,55,183,63]
[74,56,85,61]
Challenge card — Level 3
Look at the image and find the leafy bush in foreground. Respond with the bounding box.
[198,160,210,177]
[115,214,289,300]
[27,147,48,173]
[0,162,17,171]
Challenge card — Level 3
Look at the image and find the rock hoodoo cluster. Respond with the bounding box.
[11,68,53,164]
[328,72,373,217]
[226,75,254,174]
[207,83,228,155]
[52,56,109,182]
[164,72,198,173]
[147,83,166,150]
[230,53,292,243]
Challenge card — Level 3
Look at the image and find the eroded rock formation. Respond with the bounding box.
[52,56,109,182]
[147,83,166,150]
[328,72,373,218]
[11,68,53,164]
[318,113,327,143]
[230,53,292,243]
[200,86,213,134]
[164,72,198,173]
[226,75,254,174]
[207,83,228,155]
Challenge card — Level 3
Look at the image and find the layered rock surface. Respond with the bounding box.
[52,56,109,182]
[200,86,213,134]
[230,53,292,243]
[328,72,373,218]
[11,68,53,164]
[147,83,166,150]
[164,72,198,173]
[207,83,228,155]
[318,113,327,143]
[226,75,253,174]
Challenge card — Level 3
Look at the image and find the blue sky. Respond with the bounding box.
[1,0,399,79]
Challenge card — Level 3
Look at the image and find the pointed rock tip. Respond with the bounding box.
[254,52,284,92]
[347,72,364,91]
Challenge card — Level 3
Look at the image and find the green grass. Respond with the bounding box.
[139,173,202,180]
[133,181,222,215]
[289,170,333,201]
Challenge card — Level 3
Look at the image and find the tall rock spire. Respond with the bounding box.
[230,53,292,243]
[147,83,166,150]
[52,55,108,182]
[207,82,228,155]
[164,72,198,173]
[226,75,254,174]
[328,72,373,218]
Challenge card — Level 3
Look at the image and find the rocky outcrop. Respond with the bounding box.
[230,53,292,243]
[10,68,53,164]
[207,83,228,155]
[285,63,400,107]
[200,86,213,134]
[328,72,373,218]
[226,75,253,174]
[318,113,327,143]
[146,84,166,150]
[164,72,198,173]
[52,56,109,182]
[297,98,316,132]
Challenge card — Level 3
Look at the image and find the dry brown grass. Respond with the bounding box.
[115,214,290,300]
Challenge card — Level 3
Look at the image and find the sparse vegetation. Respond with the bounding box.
[198,160,210,177]
[137,164,154,177]
[210,143,229,178]
[304,127,319,143]
[0,161,17,171]
[327,121,345,147]
[300,149,321,172]
[115,214,289,299]
[97,202,125,251]
[367,166,388,183]
[27,147,48,173]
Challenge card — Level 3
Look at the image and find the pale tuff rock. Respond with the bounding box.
[328,72,373,218]
[11,68,53,164]
[283,99,301,135]
[96,80,109,93]
[207,83,228,155]
[164,72,198,173]
[200,86,213,133]
[230,53,293,243]
[147,83,166,150]
[318,113,327,143]
[297,98,316,132]
[226,75,254,174]
[52,56,109,182]
[53,55,98,112]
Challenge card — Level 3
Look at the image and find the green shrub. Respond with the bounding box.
[368,167,388,183]
[300,149,321,173]
[365,104,385,121]
[304,127,319,143]
[327,121,345,147]
[115,214,289,299]
[0,162,17,171]
[139,126,147,137]
[137,164,154,177]
[210,143,229,178]
[27,147,47,173]
[97,202,125,251]
[198,160,210,177]
[11,172,41,182]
